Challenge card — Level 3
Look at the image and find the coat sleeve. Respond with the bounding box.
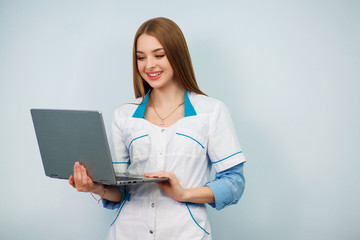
[206,100,246,209]
[206,163,245,210]
[207,101,246,172]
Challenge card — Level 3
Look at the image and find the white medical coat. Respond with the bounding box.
[106,91,246,240]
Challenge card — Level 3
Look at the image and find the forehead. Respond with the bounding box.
[136,34,164,52]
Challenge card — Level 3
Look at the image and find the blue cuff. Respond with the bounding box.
[102,186,127,210]
[206,162,245,210]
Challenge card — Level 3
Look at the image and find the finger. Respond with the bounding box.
[73,162,82,183]
[154,172,178,186]
[144,171,167,178]
[68,175,75,188]
[144,173,158,178]
[73,161,78,173]
[81,165,88,183]
[144,173,156,178]
[87,176,93,184]
[144,172,159,177]
[151,172,172,179]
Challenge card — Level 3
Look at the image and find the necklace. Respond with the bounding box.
[152,100,184,126]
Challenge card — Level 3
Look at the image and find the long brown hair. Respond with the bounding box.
[132,17,206,99]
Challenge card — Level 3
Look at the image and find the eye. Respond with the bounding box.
[155,54,165,58]
[137,56,145,61]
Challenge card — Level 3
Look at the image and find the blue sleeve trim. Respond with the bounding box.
[112,162,129,164]
[128,134,149,149]
[206,163,245,210]
[102,186,127,210]
[212,151,243,164]
[176,132,204,149]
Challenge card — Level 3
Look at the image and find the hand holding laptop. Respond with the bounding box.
[69,162,101,192]
[144,171,186,202]
[69,161,123,203]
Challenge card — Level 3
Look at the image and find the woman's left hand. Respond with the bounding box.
[144,171,187,202]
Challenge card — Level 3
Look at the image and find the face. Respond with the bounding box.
[136,34,176,90]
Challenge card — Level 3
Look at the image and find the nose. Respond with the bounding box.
[145,56,156,70]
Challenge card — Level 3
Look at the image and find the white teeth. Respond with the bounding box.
[148,72,161,77]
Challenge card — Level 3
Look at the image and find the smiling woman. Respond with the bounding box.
[136,34,176,90]
[69,17,246,240]
[132,17,204,99]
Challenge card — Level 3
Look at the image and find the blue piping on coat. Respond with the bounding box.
[176,133,204,149]
[128,134,149,149]
[185,203,210,235]
[110,193,131,227]
[212,151,243,164]
[110,199,126,226]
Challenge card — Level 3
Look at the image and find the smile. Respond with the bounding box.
[147,72,162,77]
[146,71,163,80]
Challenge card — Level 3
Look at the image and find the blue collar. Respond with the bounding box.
[132,90,197,118]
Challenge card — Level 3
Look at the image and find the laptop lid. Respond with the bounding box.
[31,109,118,185]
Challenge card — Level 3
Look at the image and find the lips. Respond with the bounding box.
[146,71,163,80]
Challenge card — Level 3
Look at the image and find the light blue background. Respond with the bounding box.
[1,0,359,239]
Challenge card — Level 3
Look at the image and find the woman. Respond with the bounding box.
[69,17,246,240]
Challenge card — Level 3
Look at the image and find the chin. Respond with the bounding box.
[145,80,167,89]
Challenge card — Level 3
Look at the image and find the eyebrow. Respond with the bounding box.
[136,48,164,54]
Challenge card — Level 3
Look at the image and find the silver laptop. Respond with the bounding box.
[30,109,167,185]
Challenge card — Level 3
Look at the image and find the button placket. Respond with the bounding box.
[149,200,156,237]
[158,128,166,157]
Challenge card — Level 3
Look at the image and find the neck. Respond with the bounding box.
[150,85,185,107]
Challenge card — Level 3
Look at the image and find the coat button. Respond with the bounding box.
[161,129,165,133]
[151,203,155,208]
[149,230,154,234]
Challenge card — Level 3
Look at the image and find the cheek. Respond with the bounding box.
[164,64,174,77]
[137,61,144,72]
[136,63,146,79]
[160,59,173,72]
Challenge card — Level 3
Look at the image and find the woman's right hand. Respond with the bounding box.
[68,162,103,193]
